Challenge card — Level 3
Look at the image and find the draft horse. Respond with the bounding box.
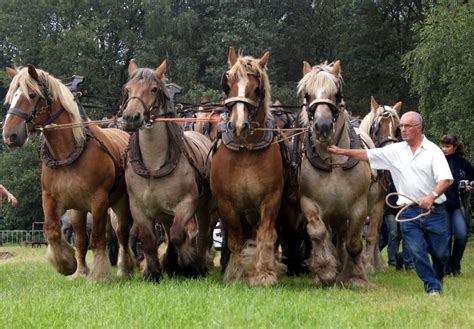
[211,48,286,286]
[121,60,215,281]
[297,60,372,288]
[359,96,401,273]
[2,65,135,281]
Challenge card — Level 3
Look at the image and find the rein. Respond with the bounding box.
[385,192,432,222]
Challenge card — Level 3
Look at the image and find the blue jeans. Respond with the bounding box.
[446,208,468,273]
[400,204,449,293]
[382,213,414,267]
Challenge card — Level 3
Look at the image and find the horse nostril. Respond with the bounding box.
[227,121,234,131]
[132,112,141,122]
[9,133,18,143]
[241,122,249,132]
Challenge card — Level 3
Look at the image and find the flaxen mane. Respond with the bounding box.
[5,67,84,144]
[296,62,342,128]
[359,105,400,137]
[227,55,272,116]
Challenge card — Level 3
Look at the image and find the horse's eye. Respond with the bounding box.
[151,87,158,93]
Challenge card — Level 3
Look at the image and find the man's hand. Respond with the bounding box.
[8,194,17,207]
[328,145,345,155]
[417,194,435,210]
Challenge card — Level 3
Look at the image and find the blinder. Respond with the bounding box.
[306,98,340,123]
[220,71,264,119]
[6,79,55,127]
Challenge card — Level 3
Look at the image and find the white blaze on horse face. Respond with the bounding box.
[6,90,22,121]
[235,77,249,130]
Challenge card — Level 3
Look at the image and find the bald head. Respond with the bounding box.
[401,111,423,126]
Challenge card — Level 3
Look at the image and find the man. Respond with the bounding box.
[0,184,17,208]
[329,111,452,295]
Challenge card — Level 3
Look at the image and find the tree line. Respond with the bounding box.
[0,0,472,229]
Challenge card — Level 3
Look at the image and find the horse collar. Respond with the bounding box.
[128,123,182,178]
[304,118,361,171]
[41,128,91,169]
[218,117,275,151]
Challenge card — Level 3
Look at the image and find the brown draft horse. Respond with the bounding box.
[211,48,285,286]
[121,60,215,281]
[2,65,135,281]
[297,60,372,288]
[359,96,401,273]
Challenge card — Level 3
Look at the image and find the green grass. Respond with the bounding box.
[1,243,473,328]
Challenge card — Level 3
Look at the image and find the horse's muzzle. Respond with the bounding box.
[122,111,144,131]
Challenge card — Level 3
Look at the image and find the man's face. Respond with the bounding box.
[399,114,421,144]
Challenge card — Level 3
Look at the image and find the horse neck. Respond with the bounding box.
[138,121,171,170]
[42,102,80,160]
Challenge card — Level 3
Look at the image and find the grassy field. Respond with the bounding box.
[1,242,473,329]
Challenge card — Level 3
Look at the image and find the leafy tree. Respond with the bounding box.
[403,1,473,160]
[0,137,42,230]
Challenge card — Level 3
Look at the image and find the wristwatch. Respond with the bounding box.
[431,191,439,198]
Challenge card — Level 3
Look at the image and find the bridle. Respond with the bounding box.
[369,106,400,147]
[6,80,64,130]
[120,86,173,126]
[221,72,265,120]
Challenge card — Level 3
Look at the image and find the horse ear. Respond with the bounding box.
[303,61,312,75]
[330,60,341,76]
[393,101,402,114]
[155,59,167,80]
[258,51,270,69]
[228,47,237,68]
[371,96,379,112]
[128,59,138,76]
[27,64,39,81]
[6,67,17,80]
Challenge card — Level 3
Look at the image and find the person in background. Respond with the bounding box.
[328,111,453,296]
[379,174,414,271]
[440,134,474,276]
[0,184,17,208]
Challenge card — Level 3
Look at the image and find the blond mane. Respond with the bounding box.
[5,67,84,145]
[297,62,340,99]
[359,105,400,136]
[227,55,271,116]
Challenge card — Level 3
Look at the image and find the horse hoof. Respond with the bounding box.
[248,272,278,287]
[336,276,370,290]
[143,268,162,283]
[67,269,89,280]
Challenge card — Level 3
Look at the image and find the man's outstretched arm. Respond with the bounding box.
[327,145,369,162]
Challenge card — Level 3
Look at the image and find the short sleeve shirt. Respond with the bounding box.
[367,136,453,205]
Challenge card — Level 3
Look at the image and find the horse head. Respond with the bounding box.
[221,47,271,140]
[121,60,171,131]
[297,60,343,144]
[3,65,82,147]
[360,96,402,147]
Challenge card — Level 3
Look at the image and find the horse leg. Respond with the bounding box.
[364,194,385,274]
[169,197,199,274]
[68,210,89,278]
[43,194,76,275]
[88,198,112,282]
[220,204,247,282]
[337,206,369,289]
[137,217,162,282]
[110,197,135,279]
[301,196,338,286]
[246,197,285,287]
[193,197,217,275]
[278,202,308,275]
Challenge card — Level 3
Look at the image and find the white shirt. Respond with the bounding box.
[367,136,453,205]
